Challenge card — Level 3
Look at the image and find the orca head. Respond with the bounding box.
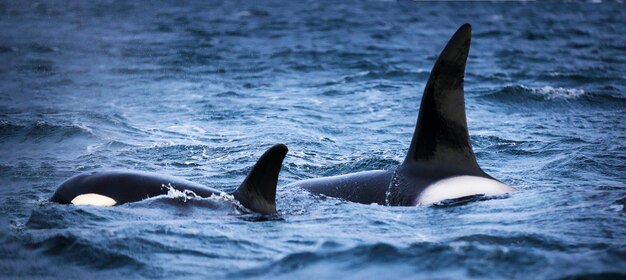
[51,172,113,205]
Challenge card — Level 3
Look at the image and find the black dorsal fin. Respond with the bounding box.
[232,144,288,214]
[403,24,480,172]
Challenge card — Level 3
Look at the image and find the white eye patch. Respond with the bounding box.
[417,176,515,205]
[71,193,117,206]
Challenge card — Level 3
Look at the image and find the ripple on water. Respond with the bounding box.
[0,1,625,279]
[478,84,626,110]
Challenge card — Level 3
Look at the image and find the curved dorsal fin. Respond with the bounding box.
[403,24,480,172]
[232,144,288,214]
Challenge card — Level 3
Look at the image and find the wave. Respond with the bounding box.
[27,42,58,53]
[0,112,147,146]
[558,272,626,280]
[24,233,144,270]
[320,157,399,176]
[26,204,112,230]
[286,154,399,180]
[479,85,626,109]
[17,58,56,74]
[234,233,622,278]
[214,90,245,98]
[132,185,246,212]
[541,69,620,83]
[270,49,374,67]
[0,120,95,141]
[474,29,514,38]
[490,85,584,100]
[322,69,429,86]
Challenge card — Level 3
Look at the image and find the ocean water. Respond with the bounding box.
[1,1,625,279]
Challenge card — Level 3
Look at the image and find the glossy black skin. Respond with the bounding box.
[288,163,491,206]
[51,170,222,204]
[286,24,498,206]
[51,144,289,214]
[290,170,393,205]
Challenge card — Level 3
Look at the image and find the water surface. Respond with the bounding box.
[1,1,625,279]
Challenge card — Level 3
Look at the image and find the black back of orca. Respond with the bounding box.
[286,24,514,206]
[52,144,288,214]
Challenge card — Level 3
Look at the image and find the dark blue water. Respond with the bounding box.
[1,1,625,279]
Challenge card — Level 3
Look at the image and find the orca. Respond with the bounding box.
[51,144,288,215]
[285,24,515,206]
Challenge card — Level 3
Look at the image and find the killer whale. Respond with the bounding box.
[52,144,288,214]
[285,24,515,206]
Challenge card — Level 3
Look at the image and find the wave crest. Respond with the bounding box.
[480,84,626,109]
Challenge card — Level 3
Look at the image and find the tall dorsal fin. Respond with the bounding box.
[403,24,480,172]
[232,144,288,214]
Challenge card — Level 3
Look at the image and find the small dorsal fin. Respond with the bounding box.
[403,24,481,172]
[232,144,288,214]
